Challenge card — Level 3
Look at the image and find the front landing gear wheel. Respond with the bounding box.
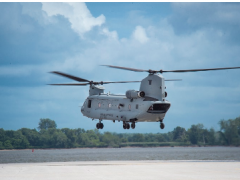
[96,123,104,129]
[160,123,165,129]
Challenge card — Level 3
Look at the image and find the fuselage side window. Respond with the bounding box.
[136,104,139,109]
[118,103,124,109]
[88,100,92,108]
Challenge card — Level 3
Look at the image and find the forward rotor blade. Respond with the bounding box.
[165,79,182,81]
[50,71,90,82]
[161,67,240,73]
[102,65,147,72]
[48,83,89,86]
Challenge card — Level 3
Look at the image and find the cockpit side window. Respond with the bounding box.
[87,100,92,108]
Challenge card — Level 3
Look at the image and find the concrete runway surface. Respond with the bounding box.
[1,160,240,180]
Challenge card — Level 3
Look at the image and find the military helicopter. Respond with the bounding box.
[49,65,240,130]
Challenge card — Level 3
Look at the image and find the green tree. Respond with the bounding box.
[205,128,216,145]
[0,128,5,142]
[53,131,68,148]
[155,133,166,142]
[219,117,240,145]
[145,133,157,142]
[12,131,30,149]
[2,130,29,149]
[0,141,4,149]
[38,118,57,131]
[80,133,91,146]
[39,129,53,147]
[132,133,145,142]
[85,130,100,146]
[61,128,77,147]
[172,126,187,142]
[101,132,120,147]
[163,132,173,142]
[4,140,13,149]
[121,137,128,143]
[187,124,204,144]
[19,128,40,147]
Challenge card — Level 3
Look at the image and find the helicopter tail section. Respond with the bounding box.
[147,103,171,114]
[140,74,166,101]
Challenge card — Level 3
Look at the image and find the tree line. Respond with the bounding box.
[0,117,240,150]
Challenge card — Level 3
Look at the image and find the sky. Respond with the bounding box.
[0,2,240,133]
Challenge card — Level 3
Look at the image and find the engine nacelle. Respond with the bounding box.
[126,90,145,99]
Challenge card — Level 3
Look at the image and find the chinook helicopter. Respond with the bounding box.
[49,65,240,130]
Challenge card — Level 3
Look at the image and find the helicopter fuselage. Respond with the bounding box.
[81,94,171,123]
[80,73,171,129]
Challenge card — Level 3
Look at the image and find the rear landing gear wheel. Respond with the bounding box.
[123,123,130,129]
[131,123,136,129]
[160,122,165,129]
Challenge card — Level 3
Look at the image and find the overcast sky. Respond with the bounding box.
[1,2,240,133]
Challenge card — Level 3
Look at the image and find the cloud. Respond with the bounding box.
[132,25,149,44]
[101,28,118,40]
[42,2,105,38]
[169,2,240,43]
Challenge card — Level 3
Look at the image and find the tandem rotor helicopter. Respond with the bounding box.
[49,65,240,130]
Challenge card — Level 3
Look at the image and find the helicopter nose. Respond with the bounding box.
[81,106,84,112]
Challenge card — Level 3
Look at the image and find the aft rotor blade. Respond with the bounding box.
[165,79,182,81]
[48,83,89,86]
[162,67,240,73]
[102,65,148,72]
[102,81,141,84]
[103,65,240,74]
[50,71,90,82]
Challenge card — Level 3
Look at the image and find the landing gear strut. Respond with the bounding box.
[96,120,104,129]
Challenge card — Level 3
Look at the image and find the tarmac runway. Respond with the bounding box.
[1,160,240,180]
